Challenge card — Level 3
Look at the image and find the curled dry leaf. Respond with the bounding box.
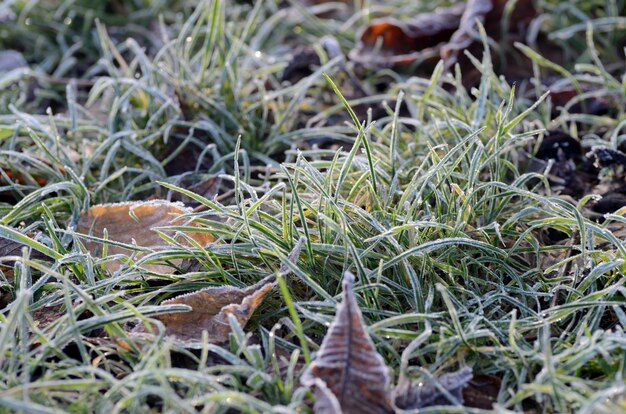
[301,272,395,414]
[350,0,536,68]
[350,4,466,66]
[131,238,304,348]
[394,367,473,409]
[76,200,214,273]
[131,275,276,348]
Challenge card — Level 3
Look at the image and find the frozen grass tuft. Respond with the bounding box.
[2,0,626,412]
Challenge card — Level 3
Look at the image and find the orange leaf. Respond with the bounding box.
[76,200,214,273]
[350,0,536,68]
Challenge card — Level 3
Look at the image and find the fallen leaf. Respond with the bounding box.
[301,272,395,414]
[131,275,276,347]
[394,366,473,409]
[0,161,67,198]
[301,272,475,412]
[165,173,223,211]
[0,170,46,187]
[0,233,48,307]
[76,200,214,273]
[350,4,465,66]
[0,233,47,261]
[350,0,536,68]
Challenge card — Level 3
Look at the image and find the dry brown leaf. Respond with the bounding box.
[0,162,67,200]
[301,272,475,412]
[350,0,536,68]
[350,4,465,66]
[130,275,276,348]
[76,200,214,273]
[301,272,395,414]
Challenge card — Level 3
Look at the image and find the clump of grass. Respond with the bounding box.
[2,0,626,413]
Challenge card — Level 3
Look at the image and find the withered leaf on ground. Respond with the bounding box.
[1,161,67,202]
[301,272,395,414]
[302,272,474,413]
[350,4,465,66]
[131,275,276,348]
[130,238,304,348]
[76,200,214,273]
[350,0,536,68]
